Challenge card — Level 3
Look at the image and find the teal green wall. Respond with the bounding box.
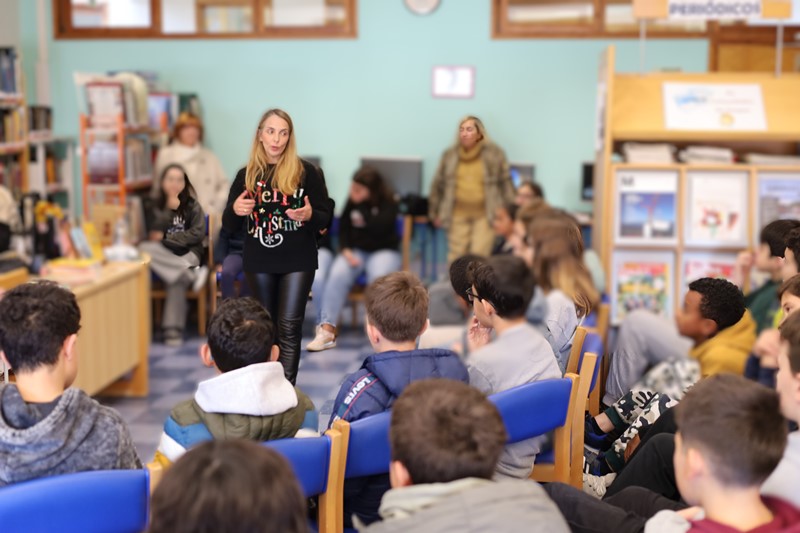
[19,1,708,215]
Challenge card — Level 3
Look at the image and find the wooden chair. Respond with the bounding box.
[0,469,150,533]
[566,326,589,375]
[332,411,393,533]
[532,352,598,488]
[346,215,413,326]
[152,214,214,336]
[146,461,164,494]
[265,429,345,533]
[489,377,576,486]
[583,332,606,415]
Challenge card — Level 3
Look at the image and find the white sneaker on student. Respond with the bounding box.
[306,327,336,352]
[582,472,616,499]
[192,266,209,293]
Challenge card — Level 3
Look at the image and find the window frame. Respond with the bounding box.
[53,0,358,40]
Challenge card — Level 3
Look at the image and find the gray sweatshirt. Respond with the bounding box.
[359,478,569,533]
[466,323,562,479]
[0,384,142,486]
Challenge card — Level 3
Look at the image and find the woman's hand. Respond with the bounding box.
[286,196,312,223]
[233,190,256,217]
[149,231,163,242]
[467,316,492,352]
[342,248,361,267]
[166,195,180,210]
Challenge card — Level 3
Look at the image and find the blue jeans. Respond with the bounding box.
[319,248,402,328]
[311,247,334,324]
[219,253,249,300]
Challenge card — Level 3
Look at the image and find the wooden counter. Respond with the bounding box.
[0,260,151,397]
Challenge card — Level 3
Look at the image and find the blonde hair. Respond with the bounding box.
[528,214,599,317]
[454,115,489,147]
[245,109,303,196]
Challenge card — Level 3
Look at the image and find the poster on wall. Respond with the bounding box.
[680,252,738,296]
[685,170,749,247]
[615,169,678,246]
[611,251,675,324]
[663,83,767,131]
[757,172,800,242]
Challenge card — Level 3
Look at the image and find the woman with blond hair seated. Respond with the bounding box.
[154,112,229,217]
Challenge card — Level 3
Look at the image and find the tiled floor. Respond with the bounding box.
[97,308,372,462]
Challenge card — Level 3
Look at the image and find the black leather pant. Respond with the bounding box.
[246,270,315,385]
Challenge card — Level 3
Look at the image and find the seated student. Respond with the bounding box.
[466,255,561,478]
[782,228,800,282]
[0,281,141,485]
[604,277,756,405]
[149,439,309,533]
[420,254,486,350]
[512,211,599,372]
[360,379,569,533]
[154,297,314,467]
[307,167,401,352]
[545,373,799,533]
[328,271,469,527]
[140,164,208,346]
[491,203,517,255]
[735,219,800,334]
[747,274,800,388]
[214,224,249,300]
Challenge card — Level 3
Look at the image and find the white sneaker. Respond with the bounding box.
[582,472,616,499]
[192,266,209,293]
[306,327,336,352]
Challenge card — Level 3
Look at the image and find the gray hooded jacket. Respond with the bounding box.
[0,384,142,486]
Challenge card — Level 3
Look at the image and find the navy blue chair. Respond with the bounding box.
[0,469,150,533]
[265,431,345,533]
[489,377,577,486]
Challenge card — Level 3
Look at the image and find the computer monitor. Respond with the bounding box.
[509,163,535,189]
[359,156,424,198]
[301,155,321,167]
[581,162,594,201]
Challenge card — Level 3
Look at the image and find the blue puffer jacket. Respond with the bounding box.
[329,348,469,427]
[328,348,469,528]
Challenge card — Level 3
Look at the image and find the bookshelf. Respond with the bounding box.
[0,47,29,199]
[79,112,164,214]
[593,45,800,324]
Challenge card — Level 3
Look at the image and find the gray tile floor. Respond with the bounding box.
[97,313,371,462]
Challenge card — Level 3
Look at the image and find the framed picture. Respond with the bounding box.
[680,252,738,297]
[684,170,749,248]
[432,66,475,99]
[614,169,678,246]
[757,171,800,244]
[611,250,675,325]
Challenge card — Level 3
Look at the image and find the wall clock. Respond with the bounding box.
[405,0,441,16]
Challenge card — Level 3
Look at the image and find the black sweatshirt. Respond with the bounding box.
[222,159,331,274]
[339,200,399,252]
[144,198,206,262]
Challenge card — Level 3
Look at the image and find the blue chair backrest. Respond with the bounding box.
[0,469,149,533]
[489,378,572,444]
[265,435,331,498]
[578,332,604,393]
[343,411,392,479]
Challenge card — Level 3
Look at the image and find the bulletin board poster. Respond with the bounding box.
[757,172,800,238]
[663,83,767,131]
[611,251,675,324]
[685,170,749,247]
[680,252,738,297]
[615,169,678,246]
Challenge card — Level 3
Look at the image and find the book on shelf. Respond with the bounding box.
[0,108,25,143]
[28,105,52,135]
[0,48,20,95]
[0,160,23,196]
[85,82,125,128]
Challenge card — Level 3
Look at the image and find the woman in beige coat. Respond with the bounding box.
[154,112,229,217]
[428,116,515,265]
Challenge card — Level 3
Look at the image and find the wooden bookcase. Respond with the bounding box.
[593,45,800,323]
[0,46,29,200]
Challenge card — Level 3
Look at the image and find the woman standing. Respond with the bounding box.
[154,112,229,217]
[223,109,331,384]
[428,116,515,265]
